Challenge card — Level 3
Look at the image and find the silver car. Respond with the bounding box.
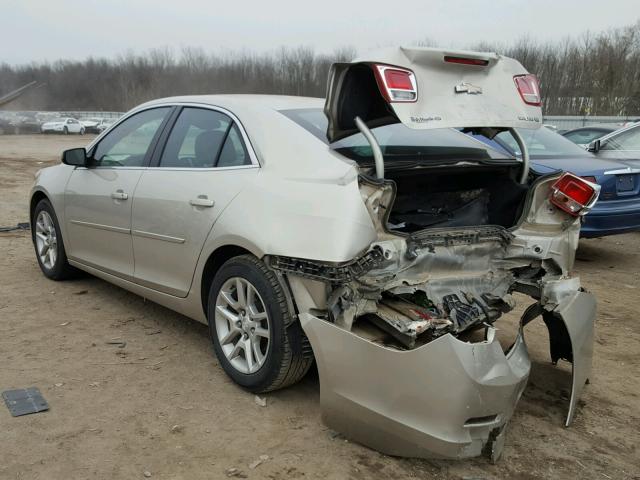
[30,47,598,461]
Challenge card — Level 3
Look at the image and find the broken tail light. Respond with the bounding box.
[514,74,541,106]
[550,173,599,216]
[373,64,418,103]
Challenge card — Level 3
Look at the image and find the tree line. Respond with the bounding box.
[1,22,639,115]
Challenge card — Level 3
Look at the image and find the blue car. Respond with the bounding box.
[470,127,640,237]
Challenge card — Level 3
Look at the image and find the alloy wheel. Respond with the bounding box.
[214,277,271,374]
[35,210,57,270]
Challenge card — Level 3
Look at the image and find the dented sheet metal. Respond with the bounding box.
[300,313,530,460]
[285,171,597,460]
[548,291,596,426]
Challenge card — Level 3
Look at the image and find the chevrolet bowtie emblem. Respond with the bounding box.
[455,82,483,95]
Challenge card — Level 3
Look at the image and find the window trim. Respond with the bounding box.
[149,104,258,170]
[83,102,260,171]
[86,106,176,169]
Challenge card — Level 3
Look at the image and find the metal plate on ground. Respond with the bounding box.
[2,388,49,417]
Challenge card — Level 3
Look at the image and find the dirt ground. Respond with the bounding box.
[1,134,639,480]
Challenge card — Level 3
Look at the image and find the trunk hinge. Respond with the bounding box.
[355,116,384,180]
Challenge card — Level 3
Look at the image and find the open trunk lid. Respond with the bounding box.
[324,47,543,143]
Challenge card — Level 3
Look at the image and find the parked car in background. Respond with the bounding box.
[81,118,102,133]
[30,47,597,461]
[561,125,618,147]
[589,123,640,162]
[471,126,640,237]
[41,117,85,135]
[98,118,117,132]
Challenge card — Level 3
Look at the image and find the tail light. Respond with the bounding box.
[373,64,417,103]
[514,74,541,106]
[444,56,489,66]
[550,173,599,216]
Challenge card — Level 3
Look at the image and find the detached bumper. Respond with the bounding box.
[299,288,596,460]
[300,314,530,460]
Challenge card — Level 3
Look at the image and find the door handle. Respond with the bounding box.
[111,189,128,200]
[189,195,215,208]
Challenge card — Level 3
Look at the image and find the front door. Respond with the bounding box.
[64,107,172,279]
[131,106,258,296]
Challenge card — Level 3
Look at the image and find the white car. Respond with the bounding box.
[41,117,85,135]
[29,47,598,461]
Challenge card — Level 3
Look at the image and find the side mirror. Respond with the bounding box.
[587,139,601,153]
[62,147,88,167]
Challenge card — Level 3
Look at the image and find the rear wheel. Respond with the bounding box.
[79,127,85,135]
[63,126,68,135]
[208,254,313,393]
[32,199,76,280]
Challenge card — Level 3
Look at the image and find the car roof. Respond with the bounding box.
[140,94,324,111]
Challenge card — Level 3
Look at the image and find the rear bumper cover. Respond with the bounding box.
[299,290,596,460]
[581,209,640,237]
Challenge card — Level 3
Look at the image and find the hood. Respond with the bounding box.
[324,47,543,143]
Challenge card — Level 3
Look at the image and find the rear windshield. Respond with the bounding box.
[280,108,512,163]
[478,127,593,159]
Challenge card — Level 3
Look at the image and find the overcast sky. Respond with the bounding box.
[3,0,639,64]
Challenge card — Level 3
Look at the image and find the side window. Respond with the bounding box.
[602,127,640,151]
[92,107,170,167]
[217,124,251,167]
[159,108,231,168]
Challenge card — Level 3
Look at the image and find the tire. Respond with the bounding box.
[79,127,85,135]
[207,254,313,393]
[63,127,68,135]
[32,198,77,280]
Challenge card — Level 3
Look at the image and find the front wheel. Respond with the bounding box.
[79,127,85,135]
[208,254,313,393]
[32,199,77,280]
[63,126,68,135]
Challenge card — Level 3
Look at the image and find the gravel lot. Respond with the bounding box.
[1,135,639,480]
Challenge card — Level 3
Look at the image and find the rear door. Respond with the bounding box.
[64,107,172,279]
[131,106,258,297]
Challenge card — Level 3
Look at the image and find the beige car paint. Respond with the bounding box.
[30,48,598,461]
[65,167,143,279]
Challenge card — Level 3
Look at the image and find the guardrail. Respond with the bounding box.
[543,115,640,130]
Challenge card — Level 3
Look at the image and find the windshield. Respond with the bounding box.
[280,108,513,164]
[50,117,66,123]
[487,127,592,159]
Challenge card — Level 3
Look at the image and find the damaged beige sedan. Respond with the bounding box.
[30,47,598,461]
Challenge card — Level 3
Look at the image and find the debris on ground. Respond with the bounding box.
[0,222,30,233]
[143,470,152,478]
[106,340,127,348]
[249,455,269,469]
[254,395,267,407]
[2,388,49,417]
[225,467,247,477]
[170,424,184,434]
